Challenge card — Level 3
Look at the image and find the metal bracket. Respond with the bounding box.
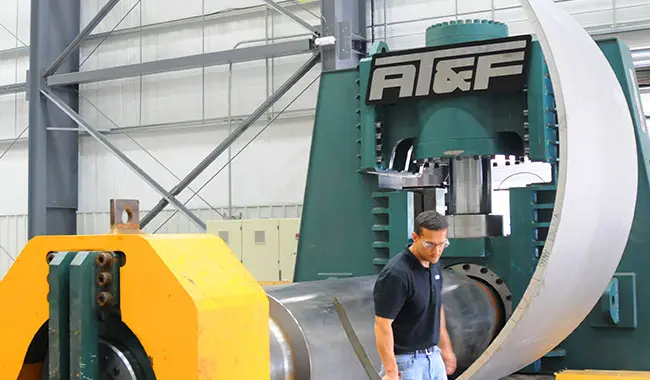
[337,21,352,60]
[109,199,141,234]
[600,277,620,325]
[368,41,389,57]
[590,272,637,329]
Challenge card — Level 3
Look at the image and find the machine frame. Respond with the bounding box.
[293,18,650,375]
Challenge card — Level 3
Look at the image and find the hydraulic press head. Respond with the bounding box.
[358,20,554,242]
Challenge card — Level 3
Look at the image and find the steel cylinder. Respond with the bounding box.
[449,157,486,215]
[425,19,509,47]
[265,269,502,379]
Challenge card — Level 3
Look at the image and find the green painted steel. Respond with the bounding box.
[293,68,381,280]
[47,251,75,380]
[69,251,100,379]
[412,92,526,159]
[425,19,508,47]
[46,250,154,379]
[359,54,380,170]
[296,18,650,374]
[296,21,539,282]
[371,191,410,265]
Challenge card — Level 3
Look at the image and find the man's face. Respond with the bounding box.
[412,227,449,264]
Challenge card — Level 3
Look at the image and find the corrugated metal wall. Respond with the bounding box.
[76,204,303,234]
[0,203,303,278]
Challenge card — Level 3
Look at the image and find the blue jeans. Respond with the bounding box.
[380,346,447,380]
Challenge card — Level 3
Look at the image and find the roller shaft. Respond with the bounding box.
[265,269,502,379]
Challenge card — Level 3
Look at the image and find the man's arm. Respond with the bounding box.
[373,272,407,379]
[374,316,399,378]
[438,307,457,375]
[438,307,452,352]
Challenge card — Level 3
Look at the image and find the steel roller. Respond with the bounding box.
[265,269,502,379]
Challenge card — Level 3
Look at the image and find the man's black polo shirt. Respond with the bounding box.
[373,247,443,354]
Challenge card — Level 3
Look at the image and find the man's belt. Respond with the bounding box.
[397,345,436,356]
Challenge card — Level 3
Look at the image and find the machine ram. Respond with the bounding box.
[0,0,648,379]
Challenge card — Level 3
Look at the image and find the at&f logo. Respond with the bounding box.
[365,35,532,105]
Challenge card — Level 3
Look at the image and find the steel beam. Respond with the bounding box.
[261,0,319,35]
[0,46,26,60]
[0,0,321,61]
[43,0,121,77]
[320,0,367,71]
[139,52,321,228]
[2,43,645,95]
[46,38,314,86]
[40,88,207,232]
[0,82,26,96]
[27,0,80,238]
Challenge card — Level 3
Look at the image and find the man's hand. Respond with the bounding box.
[382,371,400,380]
[440,348,457,375]
[375,316,400,380]
[438,307,456,375]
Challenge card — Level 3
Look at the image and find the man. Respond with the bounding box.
[373,210,456,380]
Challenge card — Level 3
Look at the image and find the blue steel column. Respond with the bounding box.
[320,0,366,71]
[28,0,80,238]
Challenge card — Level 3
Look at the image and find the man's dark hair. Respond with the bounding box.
[414,210,448,235]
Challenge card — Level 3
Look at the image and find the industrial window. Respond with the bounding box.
[218,231,229,245]
[254,230,266,244]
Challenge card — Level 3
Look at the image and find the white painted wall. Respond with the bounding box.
[0,0,649,269]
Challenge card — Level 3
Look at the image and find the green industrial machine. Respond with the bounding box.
[294,20,650,373]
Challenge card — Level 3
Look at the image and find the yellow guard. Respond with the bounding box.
[0,233,270,379]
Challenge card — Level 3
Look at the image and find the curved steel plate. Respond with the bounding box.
[460,0,638,378]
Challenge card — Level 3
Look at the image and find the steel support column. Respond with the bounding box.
[139,52,321,228]
[320,0,367,71]
[43,0,121,77]
[27,0,80,238]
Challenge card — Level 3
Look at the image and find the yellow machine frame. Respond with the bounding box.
[0,232,270,379]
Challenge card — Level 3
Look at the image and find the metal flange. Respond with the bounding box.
[448,263,513,321]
